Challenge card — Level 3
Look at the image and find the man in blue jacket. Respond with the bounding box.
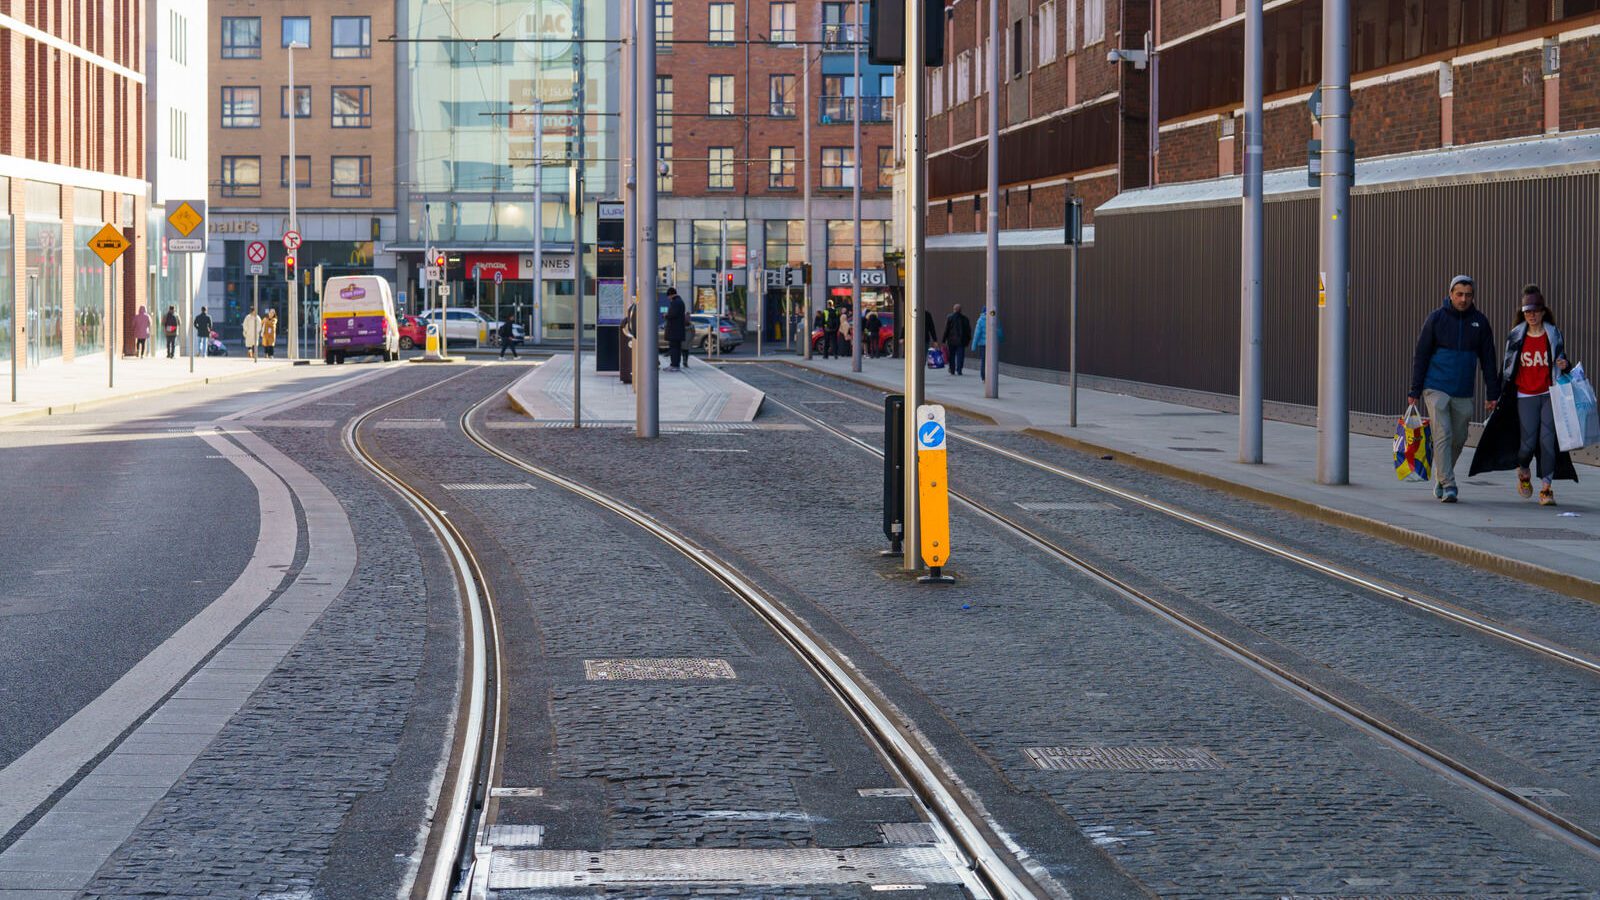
[1408,275,1501,503]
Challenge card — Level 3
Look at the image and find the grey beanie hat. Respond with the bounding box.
[1448,274,1475,291]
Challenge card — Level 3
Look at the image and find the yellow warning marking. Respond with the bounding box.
[87,223,129,265]
[168,201,203,237]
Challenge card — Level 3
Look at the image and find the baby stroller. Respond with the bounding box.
[206,330,228,357]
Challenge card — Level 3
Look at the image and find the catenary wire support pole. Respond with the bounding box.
[636,0,660,437]
[1069,197,1081,427]
[1317,0,1351,484]
[802,44,814,361]
[903,0,926,571]
[983,0,1000,398]
[622,0,636,377]
[1239,0,1264,463]
[574,2,587,429]
[288,41,301,361]
[534,102,544,344]
[851,0,864,373]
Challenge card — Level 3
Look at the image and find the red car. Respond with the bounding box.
[396,314,427,350]
[811,312,895,356]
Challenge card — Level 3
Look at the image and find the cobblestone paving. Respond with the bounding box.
[744,367,1600,787]
[480,369,1600,899]
[79,367,462,899]
[497,886,969,899]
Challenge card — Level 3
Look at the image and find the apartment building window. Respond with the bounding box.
[282,16,311,48]
[221,156,261,197]
[764,220,805,267]
[331,156,373,197]
[768,147,797,189]
[822,75,854,121]
[332,16,371,58]
[709,75,735,116]
[1064,0,1077,51]
[821,3,853,46]
[929,68,944,115]
[708,147,735,190]
[955,52,971,104]
[709,3,735,43]
[769,74,796,116]
[220,17,261,58]
[332,86,371,127]
[769,1,796,42]
[1038,1,1056,64]
[1085,0,1105,46]
[975,38,985,95]
[221,86,260,128]
[657,76,674,192]
[877,147,894,190]
[656,0,673,50]
[280,155,311,188]
[1012,19,1026,77]
[282,86,311,118]
[821,147,855,189]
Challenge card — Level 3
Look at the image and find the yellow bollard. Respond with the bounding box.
[915,404,955,583]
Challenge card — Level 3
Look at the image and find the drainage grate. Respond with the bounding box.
[1016,501,1120,512]
[491,787,545,798]
[665,423,759,433]
[1024,746,1225,772]
[859,788,915,799]
[1167,446,1223,452]
[440,483,537,491]
[487,848,960,889]
[1480,527,1598,541]
[489,824,546,848]
[584,658,737,680]
[878,823,938,845]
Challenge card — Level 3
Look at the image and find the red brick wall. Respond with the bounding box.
[1351,73,1442,158]
[927,201,949,236]
[1076,172,1119,222]
[1033,182,1069,229]
[1263,103,1312,171]
[1561,36,1600,132]
[1158,120,1218,183]
[1160,0,1221,44]
[1453,50,1544,144]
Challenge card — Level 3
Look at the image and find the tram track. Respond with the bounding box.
[744,364,1600,864]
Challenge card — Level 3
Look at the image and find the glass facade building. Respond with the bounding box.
[402,0,620,338]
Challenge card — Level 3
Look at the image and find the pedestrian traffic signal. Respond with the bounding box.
[285,255,296,281]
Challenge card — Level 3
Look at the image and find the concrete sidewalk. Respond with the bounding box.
[1,355,307,424]
[789,355,1600,597]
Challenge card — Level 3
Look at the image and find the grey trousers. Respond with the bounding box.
[1518,393,1557,483]
[1423,389,1474,487]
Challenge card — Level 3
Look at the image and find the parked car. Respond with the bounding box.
[418,307,523,343]
[396,314,427,350]
[691,314,742,353]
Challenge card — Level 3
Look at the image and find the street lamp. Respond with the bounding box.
[287,39,306,360]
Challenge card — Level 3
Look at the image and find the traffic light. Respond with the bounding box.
[434,252,446,269]
[867,0,947,67]
[285,255,296,282]
[724,272,735,290]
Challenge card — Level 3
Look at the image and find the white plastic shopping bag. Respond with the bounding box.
[1551,363,1600,451]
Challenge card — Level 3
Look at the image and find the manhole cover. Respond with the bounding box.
[878,823,938,845]
[1480,527,1597,541]
[1024,746,1225,771]
[584,658,737,680]
[488,848,960,889]
[489,824,545,848]
[491,787,545,798]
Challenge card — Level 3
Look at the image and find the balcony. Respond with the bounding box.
[818,96,893,125]
[821,23,859,50]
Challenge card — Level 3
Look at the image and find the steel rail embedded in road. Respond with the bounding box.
[757,384,1600,863]
[459,390,1047,900]
[342,368,506,900]
[753,363,1600,680]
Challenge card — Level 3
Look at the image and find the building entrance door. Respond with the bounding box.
[25,269,41,367]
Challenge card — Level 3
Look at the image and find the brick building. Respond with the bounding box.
[205,1,396,337]
[2,0,152,370]
[654,0,897,336]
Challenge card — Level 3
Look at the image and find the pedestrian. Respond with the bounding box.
[972,310,1003,381]
[1408,275,1501,503]
[193,306,214,358]
[823,302,842,359]
[498,312,519,359]
[162,306,179,358]
[944,304,973,375]
[132,305,152,358]
[863,310,882,358]
[923,309,938,353]
[262,309,278,358]
[1469,285,1577,504]
[664,287,688,370]
[241,307,262,359]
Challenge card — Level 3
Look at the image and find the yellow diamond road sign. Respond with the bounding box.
[88,223,129,266]
[168,201,203,237]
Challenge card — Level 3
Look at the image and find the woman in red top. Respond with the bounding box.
[1471,286,1574,504]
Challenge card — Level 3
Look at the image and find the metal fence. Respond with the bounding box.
[926,171,1600,421]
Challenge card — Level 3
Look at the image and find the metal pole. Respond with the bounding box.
[717,220,727,359]
[850,0,864,373]
[475,268,482,346]
[107,256,115,388]
[534,101,545,344]
[983,0,999,397]
[10,276,21,401]
[186,256,195,373]
[622,0,636,374]
[1239,0,1264,463]
[903,0,926,571]
[574,7,586,429]
[1069,198,1080,427]
[288,42,299,361]
[637,0,659,437]
[801,44,814,360]
[252,272,259,363]
[1317,0,1351,484]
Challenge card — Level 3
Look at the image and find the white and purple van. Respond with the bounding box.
[321,275,399,364]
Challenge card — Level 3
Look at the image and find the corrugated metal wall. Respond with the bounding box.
[927,172,1600,419]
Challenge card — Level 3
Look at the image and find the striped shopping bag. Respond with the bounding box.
[1394,404,1431,482]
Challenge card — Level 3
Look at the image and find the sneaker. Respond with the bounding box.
[1540,485,1556,506]
[1434,481,1445,500]
[1442,485,1458,503]
[1517,470,1533,499]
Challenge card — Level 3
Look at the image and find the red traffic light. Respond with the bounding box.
[285,255,296,272]
[435,254,446,268]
